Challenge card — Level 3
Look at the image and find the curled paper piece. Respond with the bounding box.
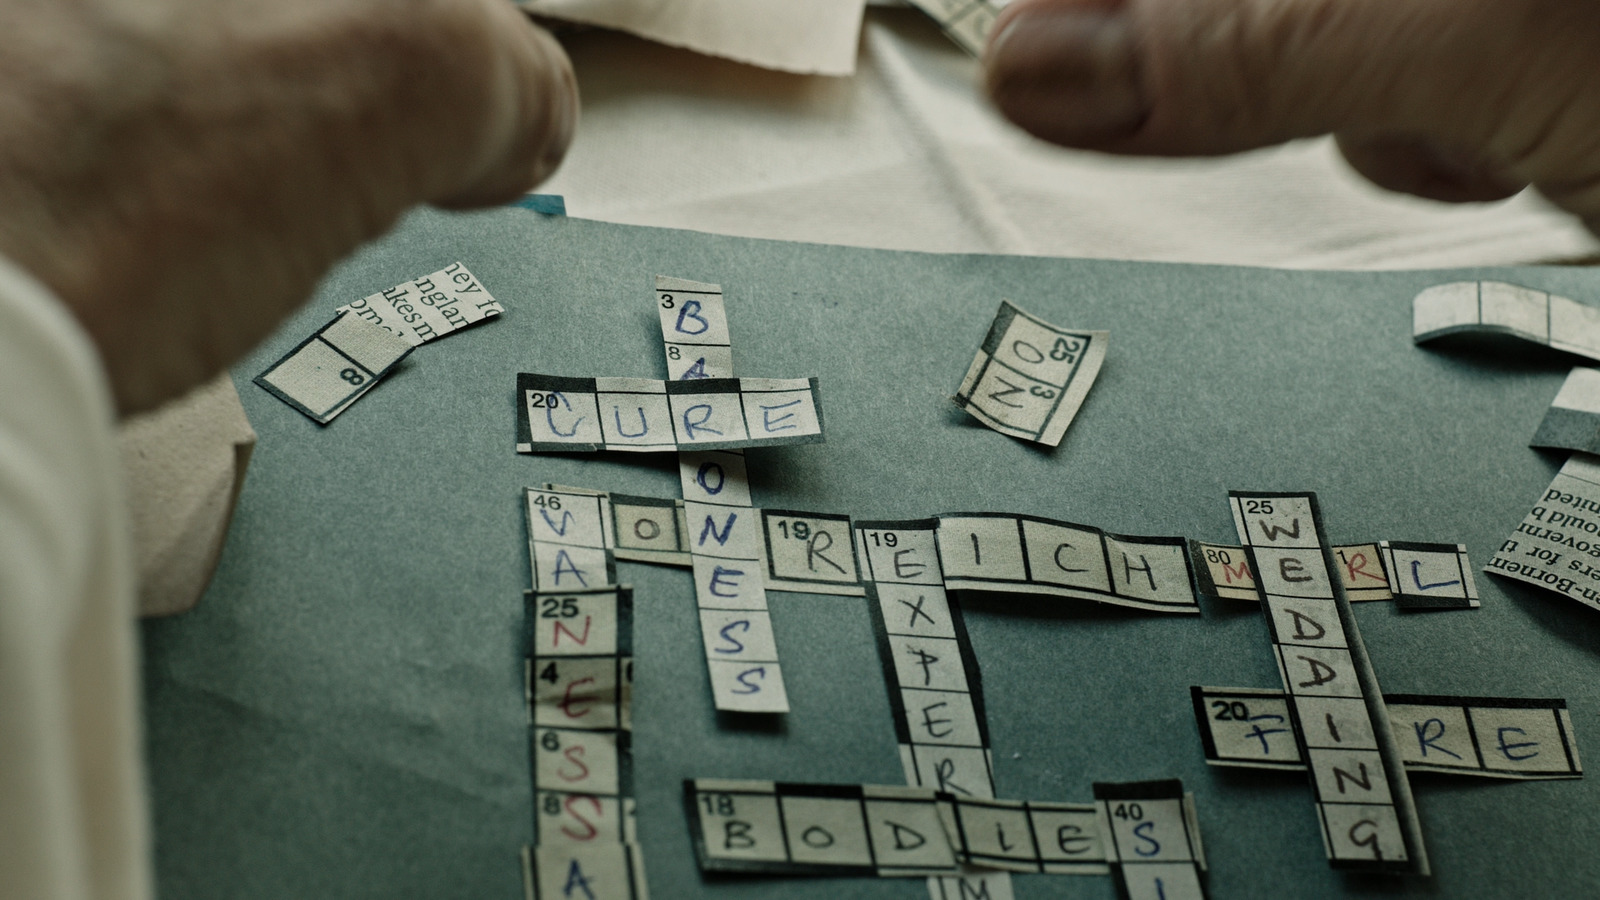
[1413,281,1600,361]
[953,301,1107,448]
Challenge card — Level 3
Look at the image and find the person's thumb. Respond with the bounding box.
[984,0,1600,220]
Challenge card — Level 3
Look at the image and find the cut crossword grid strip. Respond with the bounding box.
[684,780,1117,878]
[1193,540,1475,606]
[1231,492,1429,875]
[1192,686,1583,779]
[525,487,617,594]
[254,311,414,425]
[1413,280,1600,362]
[952,300,1107,447]
[515,374,824,453]
[658,277,789,714]
[854,518,1015,900]
[521,487,647,899]
[936,513,1200,613]
[525,587,636,845]
[685,780,961,877]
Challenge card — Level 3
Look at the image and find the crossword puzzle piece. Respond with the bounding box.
[1380,541,1478,610]
[1413,280,1600,361]
[1192,687,1583,779]
[522,842,649,900]
[1094,780,1208,900]
[337,261,502,346]
[936,514,1198,613]
[943,796,1107,874]
[684,779,1186,883]
[1532,367,1600,454]
[1193,540,1472,607]
[1229,492,1429,875]
[254,311,413,425]
[953,301,1107,447]
[516,375,824,453]
[685,780,961,876]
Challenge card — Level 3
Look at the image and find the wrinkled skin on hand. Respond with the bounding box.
[985,0,1600,233]
[0,0,575,413]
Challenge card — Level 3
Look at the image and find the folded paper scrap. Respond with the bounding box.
[254,311,413,425]
[953,300,1107,447]
[1412,280,1600,361]
[516,375,824,453]
[336,261,502,346]
[1488,452,1600,612]
[684,777,1207,897]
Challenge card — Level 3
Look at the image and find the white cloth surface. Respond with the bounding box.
[0,256,149,900]
[543,9,1600,269]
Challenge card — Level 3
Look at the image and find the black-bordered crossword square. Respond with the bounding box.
[526,589,623,658]
[1381,541,1479,609]
[532,727,625,797]
[535,791,629,844]
[761,510,860,588]
[1190,686,1301,769]
[254,311,412,424]
[530,656,624,731]
[1331,544,1393,601]
[522,842,646,900]
[1189,542,1258,602]
[608,493,687,560]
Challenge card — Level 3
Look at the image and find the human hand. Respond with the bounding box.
[0,0,575,414]
[984,0,1600,232]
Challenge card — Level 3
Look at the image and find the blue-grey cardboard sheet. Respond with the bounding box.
[144,207,1600,897]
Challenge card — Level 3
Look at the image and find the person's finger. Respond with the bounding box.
[431,1,577,208]
[1335,135,1526,205]
[983,0,1600,196]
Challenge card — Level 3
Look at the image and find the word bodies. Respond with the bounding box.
[516,375,823,453]
[1488,453,1600,612]
[522,587,647,898]
[1413,280,1600,361]
[1193,687,1583,779]
[338,261,501,346]
[1230,492,1428,874]
[1532,367,1600,454]
[684,778,1209,900]
[953,301,1107,447]
[254,311,413,425]
[686,780,960,876]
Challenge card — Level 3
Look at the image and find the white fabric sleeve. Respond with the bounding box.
[0,256,150,900]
